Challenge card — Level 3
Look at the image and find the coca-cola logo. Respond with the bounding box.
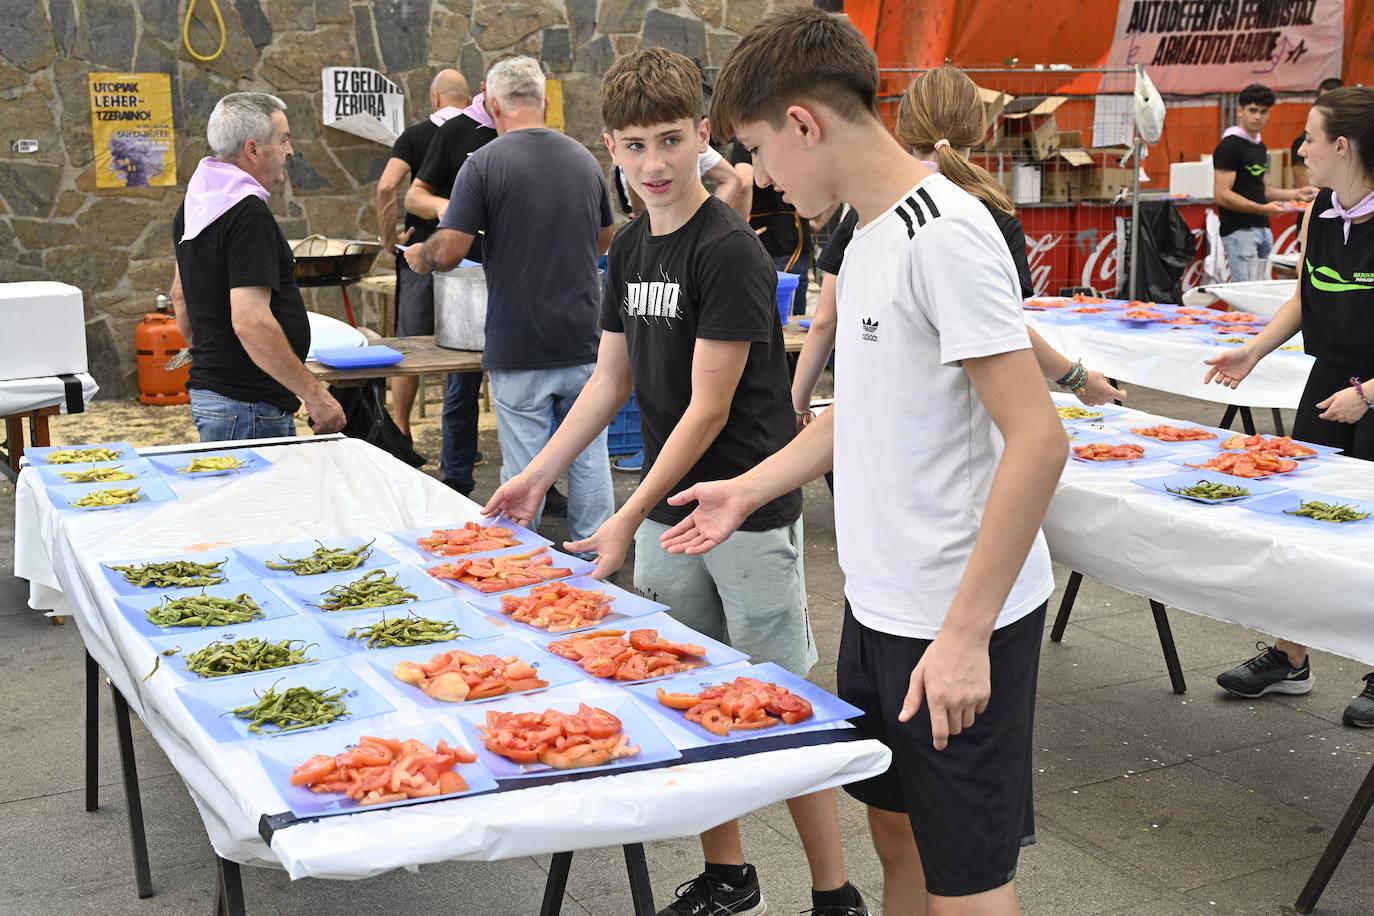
[1024,233,1062,296]
[1081,232,1119,292]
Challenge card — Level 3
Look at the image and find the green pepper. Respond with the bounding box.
[265,540,376,576]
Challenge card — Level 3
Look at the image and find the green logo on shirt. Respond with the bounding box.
[1306,259,1374,293]
[1244,163,1268,177]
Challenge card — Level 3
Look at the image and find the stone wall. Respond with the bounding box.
[0,0,809,397]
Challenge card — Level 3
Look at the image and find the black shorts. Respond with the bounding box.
[837,602,1046,897]
[1293,359,1374,461]
[395,255,436,337]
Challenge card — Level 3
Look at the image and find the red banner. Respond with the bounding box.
[1106,0,1344,94]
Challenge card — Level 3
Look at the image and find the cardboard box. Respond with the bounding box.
[974,85,1012,144]
[1170,161,1214,198]
[1265,148,1290,188]
[1001,96,1067,160]
[1058,130,1084,149]
[1081,165,1135,201]
[0,281,87,381]
[1040,149,1094,202]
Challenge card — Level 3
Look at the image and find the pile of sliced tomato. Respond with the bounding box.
[1211,311,1264,324]
[479,704,640,769]
[1025,297,1067,309]
[546,628,707,681]
[1166,315,1207,326]
[1220,434,1318,458]
[499,581,615,632]
[1073,442,1146,461]
[428,547,573,593]
[289,735,477,805]
[1072,293,1109,304]
[1186,451,1299,478]
[657,676,815,737]
[393,649,548,702]
[1131,424,1217,442]
[418,522,521,557]
[1072,305,1108,313]
[1123,308,1166,321]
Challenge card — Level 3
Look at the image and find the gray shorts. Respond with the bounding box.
[395,258,435,336]
[633,517,818,676]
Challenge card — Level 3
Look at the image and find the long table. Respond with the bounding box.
[1043,393,1374,912]
[12,436,887,910]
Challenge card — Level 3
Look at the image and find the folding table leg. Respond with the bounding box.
[214,857,247,916]
[1107,378,1123,406]
[338,284,357,327]
[1219,404,1239,430]
[86,651,99,812]
[1239,406,1257,435]
[1272,408,1286,437]
[1049,571,1083,643]
[1295,762,1374,914]
[1148,601,1187,694]
[111,685,154,898]
[540,851,574,916]
[623,844,656,916]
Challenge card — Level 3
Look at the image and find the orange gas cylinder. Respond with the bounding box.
[135,309,190,405]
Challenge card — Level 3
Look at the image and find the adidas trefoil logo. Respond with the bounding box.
[861,317,879,342]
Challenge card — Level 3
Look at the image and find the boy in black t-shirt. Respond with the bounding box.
[1212,83,1317,281]
[483,48,865,916]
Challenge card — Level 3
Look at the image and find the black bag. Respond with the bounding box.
[327,380,423,467]
[1120,199,1197,304]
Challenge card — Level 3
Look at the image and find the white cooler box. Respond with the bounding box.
[0,282,88,382]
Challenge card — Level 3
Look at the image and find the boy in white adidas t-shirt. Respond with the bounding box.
[660,10,1067,915]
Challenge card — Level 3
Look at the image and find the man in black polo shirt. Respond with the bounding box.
[401,80,498,497]
[1212,83,1318,281]
[375,69,469,452]
[170,92,344,442]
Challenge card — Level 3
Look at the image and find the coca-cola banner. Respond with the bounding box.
[1107,0,1344,95]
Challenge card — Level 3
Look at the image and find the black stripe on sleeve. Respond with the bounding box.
[905,196,926,228]
[917,187,941,219]
[894,205,915,239]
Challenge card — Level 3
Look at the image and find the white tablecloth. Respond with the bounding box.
[1029,315,1312,409]
[11,437,888,879]
[0,373,98,416]
[1045,394,1374,665]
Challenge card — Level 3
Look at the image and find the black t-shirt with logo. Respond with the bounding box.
[1212,134,1270,235]
[391,119,440,245]
[729,144,811,268]
[172,197,310,412]
[601,196,802,531]
[1300,188,1374,373]
[415,113,497,261]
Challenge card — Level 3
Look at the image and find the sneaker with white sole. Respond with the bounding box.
[1342,672,1374,728]
[657,868,767,916]
[1216,643,1313,698]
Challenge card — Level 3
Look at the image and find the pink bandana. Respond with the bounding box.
[1222,126,1263,145]
[430,105,463,126]
[1319,188,1374,244]
[459,93,494,130]
[179,158,270,243]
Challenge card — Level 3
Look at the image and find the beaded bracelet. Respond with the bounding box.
[1056,359,1088,392]
[1349,377,1374,409]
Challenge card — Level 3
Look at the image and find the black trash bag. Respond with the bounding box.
[1120,199,1197,304]
[327,380,423,467]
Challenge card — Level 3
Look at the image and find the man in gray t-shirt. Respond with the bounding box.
[405,56,614,542]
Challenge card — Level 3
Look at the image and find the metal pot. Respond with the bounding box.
[434,265,487,350]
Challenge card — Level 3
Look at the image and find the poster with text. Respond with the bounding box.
[89,72,177,189]
[322,67,406,146]
[1107,0,1344,94]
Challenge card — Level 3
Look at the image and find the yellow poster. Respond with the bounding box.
[89,72,177,189]
[545,78,565,134]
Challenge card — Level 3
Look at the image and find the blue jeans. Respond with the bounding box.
[188,389,296,442]
[488,363,613,542]
[1221,226,1273,282]
[441,371,483,495]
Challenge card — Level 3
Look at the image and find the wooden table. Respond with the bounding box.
[306,328,811,388]
[3,404,61,475]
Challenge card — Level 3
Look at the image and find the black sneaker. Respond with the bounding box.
[543,485,568,518]
[1342,672,1374,727]
[657,869,766,916]
[1216,643,1313,698]
[804,885,869,916]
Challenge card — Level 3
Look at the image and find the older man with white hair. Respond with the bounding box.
[406,57,615,542]
[170,92,345,441]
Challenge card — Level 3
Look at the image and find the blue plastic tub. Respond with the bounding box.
[551,392,642,456]
[775,271,800,325]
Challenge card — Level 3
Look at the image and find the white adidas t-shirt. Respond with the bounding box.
[833,173,1055,639]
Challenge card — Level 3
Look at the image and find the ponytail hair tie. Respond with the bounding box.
[933,138,952,151]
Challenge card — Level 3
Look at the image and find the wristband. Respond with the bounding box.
[1350,377,1374,409]
[1056,359,1088,392]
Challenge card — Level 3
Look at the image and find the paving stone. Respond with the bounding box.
[1183,838,1374,916]
[1038,625,1184,698]
[1033,698,1184,794]
[1075,603,1273,671]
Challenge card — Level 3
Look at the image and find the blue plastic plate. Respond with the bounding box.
[32,457,160,488]
[798,318,812,330]
[1063,426,1116,448]
[463,575,668,636]
[315,598,506,649]
[452,692,682,779]
[1238,489,1374,529]
[426,546,596,597]
[1172,454,1306,478]
[312,345,404,370]
[391,518,552,561]
[146,448,269,479]
[1069,440,1170,465]
[1130,470,1287,505]
[234,537,398,579]
[255,720,497,817]
[101,551,258,597]
[148,616,342,681]
[271,564,455,615]
[624,662,863,746]
[528,611,751,684]
[48,477,177,512]
[1216,434,1342,460]
[1054,404,1127,425]
[363,635,582,709]
[26,441,137,466]
[1118,423,1229,448]
[174,660,395,742]
[114,580,295,638]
